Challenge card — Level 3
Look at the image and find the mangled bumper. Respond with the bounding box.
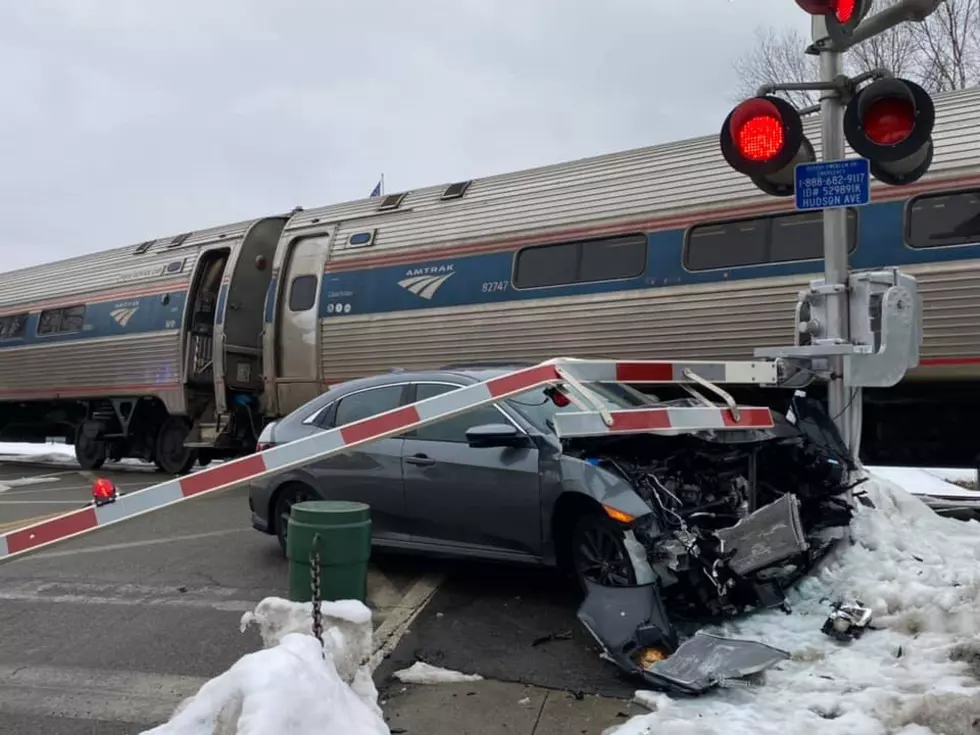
[577,580,789,695]
[576,476,849,694]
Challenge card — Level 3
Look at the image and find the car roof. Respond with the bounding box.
[278,363,540,425]
[324,363,535,392]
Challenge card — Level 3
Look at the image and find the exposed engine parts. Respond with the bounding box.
[571,396,860,694]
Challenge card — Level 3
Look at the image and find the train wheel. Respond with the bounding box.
[154,417,198,475]
[75,429,106,471]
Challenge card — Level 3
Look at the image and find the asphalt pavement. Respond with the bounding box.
[0,455,631,733]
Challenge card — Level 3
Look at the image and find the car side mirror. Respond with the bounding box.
[465,423,524,448]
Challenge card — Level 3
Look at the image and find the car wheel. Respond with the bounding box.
[570,513,637,590]
[273,484,317,557]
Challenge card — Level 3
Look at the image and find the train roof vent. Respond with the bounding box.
[167,232,192,249]
[133,240,155,254]
[440,180,472,200]
[378,192,408,211]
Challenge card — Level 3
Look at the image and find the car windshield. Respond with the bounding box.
[505,381,655,433]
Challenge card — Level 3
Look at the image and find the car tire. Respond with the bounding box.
[273,483,317,557]
[569,512,637,591]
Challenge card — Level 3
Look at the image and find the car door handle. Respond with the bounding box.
[405,454,436,466]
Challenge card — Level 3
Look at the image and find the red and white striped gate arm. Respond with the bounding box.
[0,358,778,562]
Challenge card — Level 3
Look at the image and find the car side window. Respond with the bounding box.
[411,383,509,443]
[333,385,404,428]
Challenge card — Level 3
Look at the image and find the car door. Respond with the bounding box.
[306,383,410,537]
[400,381,543,557]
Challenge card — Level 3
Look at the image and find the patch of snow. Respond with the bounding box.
[144,596,387,734]
[606,473,980,735]
[867,466,979,499]
[0,441,75,455]
[392,661,484,685]
[0,441,151,468]
[0,441,77,464]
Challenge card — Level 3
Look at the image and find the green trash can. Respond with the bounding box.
[286,500,372,603]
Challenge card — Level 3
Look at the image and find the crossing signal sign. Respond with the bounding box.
[719,95,815,197]
[843,77,935,186]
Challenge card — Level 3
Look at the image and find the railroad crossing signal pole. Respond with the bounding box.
[815,21,854,452]
[721,0,942,458]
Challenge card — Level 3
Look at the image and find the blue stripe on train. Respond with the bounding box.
[318,200,980,319]
[0,291,188,350]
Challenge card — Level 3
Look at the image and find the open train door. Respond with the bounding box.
[270,228,335,416]
[216,217,289,416]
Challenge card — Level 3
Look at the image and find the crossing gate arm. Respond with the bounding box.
[0,358,779,562]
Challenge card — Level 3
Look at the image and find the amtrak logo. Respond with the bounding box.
[398,264,455,300]
[110,305,139,327]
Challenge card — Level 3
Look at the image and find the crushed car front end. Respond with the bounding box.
[558,392,859,694]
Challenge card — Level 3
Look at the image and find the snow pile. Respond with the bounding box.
[142,597,387,735]
[0,441,148,467]
[608,473,980,735]
[869,466,978,498]
[0,441,77,464]
[393,661,484,684]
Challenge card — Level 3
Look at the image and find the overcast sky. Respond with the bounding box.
[0,0,809,272]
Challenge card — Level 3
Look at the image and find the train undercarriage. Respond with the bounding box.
[0,395,263,474]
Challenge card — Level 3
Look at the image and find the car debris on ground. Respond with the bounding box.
[820,600,874,642]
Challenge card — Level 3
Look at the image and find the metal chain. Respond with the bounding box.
[309,533,324,655]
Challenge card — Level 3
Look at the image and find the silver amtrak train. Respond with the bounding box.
[2,86,980,473]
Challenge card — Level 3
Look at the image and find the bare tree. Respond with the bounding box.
[731,0,980,107]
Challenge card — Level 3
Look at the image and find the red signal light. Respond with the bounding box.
[92,478,117,506]
[545,386,571,408]
[843,77,935,186]
[863,97,915,145]
[835,0,856,22]
[730,99,785,162]
[795,0,870,39]
[719,95,815,198]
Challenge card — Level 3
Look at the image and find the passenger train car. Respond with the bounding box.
[2,86,979,472]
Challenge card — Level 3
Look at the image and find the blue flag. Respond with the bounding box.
[370,180,382,197]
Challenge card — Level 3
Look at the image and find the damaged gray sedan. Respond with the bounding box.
[568,392,858,694]
[248,364,857,693]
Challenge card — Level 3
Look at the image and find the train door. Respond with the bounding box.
[184,249,229,391]
[217,217,287,413]
[275,234,330,414]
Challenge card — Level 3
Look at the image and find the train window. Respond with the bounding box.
[37,305,85,335]
[513,242,579,289]
[907,189,980,248]
[770,210,857,262]
[513,234,647,289]
[685,210,856,271]
[288,275,317,312]
[0,313,28,340]
[685,219,767,270]
[579,235,647,282]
